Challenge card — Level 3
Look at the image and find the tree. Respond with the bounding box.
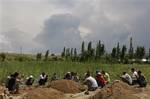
[116,42,120,59]
[149,48,150,58]
[44,50,49,61]
[70,48,73,60]
[65,48,70,60]
[129,37,134,59]
[36,53,42,61]
[80,41,86,61]
[96,41,105,60]
[120,45,127,62]
[0,53,6,61]
[74,48,77,61]
[111,47,117,58]
[96,40,101,59]
[135,46,145,59]
[87,41,94,60]
[81,41,85,55]
[101,44,105,56]
[61,47,66,58]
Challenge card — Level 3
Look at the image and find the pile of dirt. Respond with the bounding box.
[89,81,148,99]
[50,80,86,94]
[0,86,3,94]
[23,88,64,99]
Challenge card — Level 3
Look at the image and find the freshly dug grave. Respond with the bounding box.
[23,88,64,99]
[89,81,149,99]
[50,80,86,94]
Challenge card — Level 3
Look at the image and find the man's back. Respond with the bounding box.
[86,76,98,88]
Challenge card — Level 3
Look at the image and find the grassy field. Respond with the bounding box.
[0,61,150,84]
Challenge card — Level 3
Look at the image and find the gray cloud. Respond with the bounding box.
[1,28,37,52]
[35,13,82,53]
[1,0,150,53]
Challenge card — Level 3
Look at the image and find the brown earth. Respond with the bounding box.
[89,80,150,99]
[50,80,86,94]
[23,88,64,99]
[1,80,150,99]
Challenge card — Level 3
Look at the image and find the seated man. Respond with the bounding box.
[38,72,48,85]
[137,70,147,87]
[84,72,98,91]
[101,70,110,84]
[64,72,72,80]
[121,72,132,85]
[131,68,138,85]
[51,73,59,81]
[96,72,107,88]
[7,72,20,93]
[25,75,34,86]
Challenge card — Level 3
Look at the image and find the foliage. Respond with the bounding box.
[0,53,6,61]
[135,46,145,59]
[0,61,150,84]
[44,50,49,61]
[36,53,42,61]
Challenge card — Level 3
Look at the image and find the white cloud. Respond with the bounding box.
[1,0,150,53]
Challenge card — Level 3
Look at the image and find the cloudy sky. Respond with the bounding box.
[0,0,150,53]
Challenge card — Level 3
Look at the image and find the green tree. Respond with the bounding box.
[149,48,150,58]
[87,41,94,59]
[96,41,105,60]
[120,45,127,62]
[135,46,145,59]
[116,42,120,59]
[0,53,6,61]
[70,48,73,60]
[36,53,42,61]
[66,48,70,60]
[74,48,77,61]
[129,37,134,59]
[111,47,117,58]
[80,41,86,61]
[101,44,105,56]
[96,40,101,59]
[61,47,66,58]
[44,50,49,61]
[81,41,85,55]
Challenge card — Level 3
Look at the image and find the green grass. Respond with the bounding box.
[0,61,150,84]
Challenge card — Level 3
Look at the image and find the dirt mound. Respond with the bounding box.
[0,86,3,94]
[50,80,86,94]
[89,81,148,99]
[23,88,64,99]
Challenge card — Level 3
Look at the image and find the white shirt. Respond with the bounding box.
[122,73,132,84]
[39,75,45,79]
[132,71,138,80]
[85,76,98,88]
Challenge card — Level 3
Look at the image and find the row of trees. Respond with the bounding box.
[61,39,150,63]
[0,38,149,63]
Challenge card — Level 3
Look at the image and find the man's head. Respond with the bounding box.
[137,70,142,75]
[85,71,91,78]
[131,68,135,72]
[101,70,105,74]
[42,72,45,76]
[13,72,19,78]
[123,72,126,75]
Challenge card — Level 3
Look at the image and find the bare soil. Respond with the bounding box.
[1,80,150,99]
[50,80,86,94]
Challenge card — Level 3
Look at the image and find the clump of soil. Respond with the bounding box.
[50,80,86,94]
[23,88,64,99]
[89,81,147,99]
[0,86,3,94]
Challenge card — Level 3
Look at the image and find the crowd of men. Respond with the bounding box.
[121,68,147,87]
[5,68,147,94]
